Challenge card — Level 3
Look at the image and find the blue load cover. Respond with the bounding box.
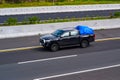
[75,25,94,35]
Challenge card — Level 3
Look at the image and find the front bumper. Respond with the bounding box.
[39,39,51,47]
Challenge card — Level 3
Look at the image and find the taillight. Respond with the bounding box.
[93,34,95,39]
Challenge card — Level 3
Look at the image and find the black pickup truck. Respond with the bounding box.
[40,26,95,51]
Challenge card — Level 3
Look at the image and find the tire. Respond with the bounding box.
[80,40,89,48]
[50,43,59,52]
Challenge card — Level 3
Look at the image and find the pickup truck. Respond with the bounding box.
[39,25,95,51]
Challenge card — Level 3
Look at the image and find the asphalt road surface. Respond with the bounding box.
[0,9,120,23]
[0,40,120,80]
[0,28,120,80]
[46,66,120,80]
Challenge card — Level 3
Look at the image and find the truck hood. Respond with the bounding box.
[40,34,57,40]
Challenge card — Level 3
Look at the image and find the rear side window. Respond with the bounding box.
[70,30,79,36]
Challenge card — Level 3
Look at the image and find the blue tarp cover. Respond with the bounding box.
[75,25,94,35]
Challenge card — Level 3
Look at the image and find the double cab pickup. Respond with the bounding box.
[40,26,95,51]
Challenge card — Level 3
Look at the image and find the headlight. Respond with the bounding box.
[43,39,45,43]
[40,39,45,43]
[40,39,51,44]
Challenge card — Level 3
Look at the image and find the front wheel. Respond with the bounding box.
[80,40,89,48]
[50,43,59,52]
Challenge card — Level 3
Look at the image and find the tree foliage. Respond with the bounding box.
[0,0,66,3]
[0,0,5,3]
[1,0,119,4]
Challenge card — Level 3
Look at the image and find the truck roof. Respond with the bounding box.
[59,27,77,32]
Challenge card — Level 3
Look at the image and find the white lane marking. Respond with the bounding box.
[18,55,77,64]
[34,64,120,80]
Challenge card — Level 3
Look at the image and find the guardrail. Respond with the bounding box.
[0,4,120,16]
[0,19,120,39]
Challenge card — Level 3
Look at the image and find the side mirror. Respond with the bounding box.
[60,36,63,38]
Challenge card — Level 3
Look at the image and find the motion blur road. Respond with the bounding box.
[0,28,120,80]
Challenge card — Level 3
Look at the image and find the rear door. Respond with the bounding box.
[69,30,80,45]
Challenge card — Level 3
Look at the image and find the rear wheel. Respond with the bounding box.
[50,43,59,52]
[80,40,89,48]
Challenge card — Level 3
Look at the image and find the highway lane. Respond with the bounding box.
[0,39,120,65]
[0,45,120,80]
[0,28,120,50]
[44,65,120,80]
[0,9,120,24]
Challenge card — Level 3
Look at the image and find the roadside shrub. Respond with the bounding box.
[22,18,28,25]
[28,16,40,24]
[5,17,17,25]
[114,12,120,17]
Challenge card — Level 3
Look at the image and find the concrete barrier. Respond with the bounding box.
[0,19,120,39]
[0,4,120,16]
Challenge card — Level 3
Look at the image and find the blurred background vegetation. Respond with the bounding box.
[0,0,120,8]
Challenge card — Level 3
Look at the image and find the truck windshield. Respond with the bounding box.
[52,30,64,37]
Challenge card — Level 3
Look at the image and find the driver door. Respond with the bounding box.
[58,32,71,46]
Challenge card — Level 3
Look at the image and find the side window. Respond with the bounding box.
[61,32,69,37]
[70,30,79,36]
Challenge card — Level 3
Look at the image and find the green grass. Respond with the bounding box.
[0,0,120,8]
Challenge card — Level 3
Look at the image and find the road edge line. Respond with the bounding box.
[95,37,120,42]
[0,46,42,53]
